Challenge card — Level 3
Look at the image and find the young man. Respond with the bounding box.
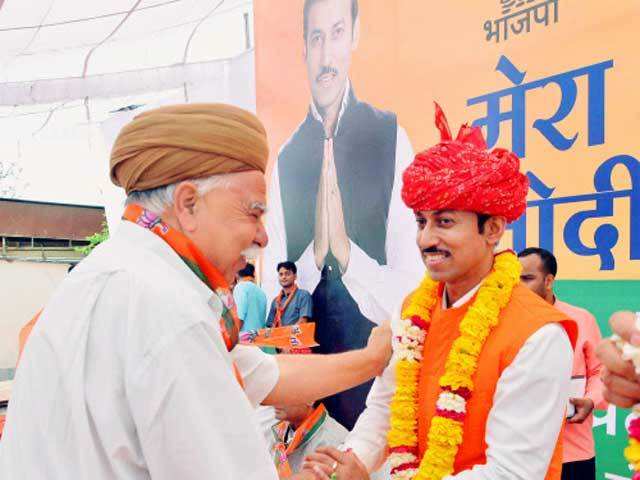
[234,263,268,333]
[267,262,314,328]
[307,105,578,480]
[0,104,389,480]
[518,247,607,480]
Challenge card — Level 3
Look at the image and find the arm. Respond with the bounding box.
[583,313,607,410]
[344,353,395,472]
[341,126,423,324]
[342,307,403,472]
[129,323,278,480]
[296,290,313,324]
[263,322,391,406]
[450,324,573,480]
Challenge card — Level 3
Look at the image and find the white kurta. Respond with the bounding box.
[0,221,280,480]
[345,286,574,480]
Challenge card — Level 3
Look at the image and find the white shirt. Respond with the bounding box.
[263,82,423,323]
[0,221,280,480]
[345,287,573,480]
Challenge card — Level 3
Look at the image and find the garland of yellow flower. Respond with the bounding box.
[387,251,522,480]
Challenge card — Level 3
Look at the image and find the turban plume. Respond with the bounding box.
[401,102,528,222]
[110,103,269,194]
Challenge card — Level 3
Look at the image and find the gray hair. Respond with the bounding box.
[125,174,233,215]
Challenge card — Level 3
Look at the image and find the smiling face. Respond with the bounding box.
[303,0,357,113]
[414,210,506,297]
[278,267,296,288]
[165,171,269,284]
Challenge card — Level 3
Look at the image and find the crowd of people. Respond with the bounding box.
[0,95,637,480]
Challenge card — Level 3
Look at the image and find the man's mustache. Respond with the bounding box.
[241,245,263,261]
[421,246,450,255]
[316,66,338,83]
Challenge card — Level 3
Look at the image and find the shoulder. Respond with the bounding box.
[307,415,349,448]
[278,115,317,162]
[298,289,313,299]
[352,98,397,125]
[506,284,569,323]
[554,300,596,323]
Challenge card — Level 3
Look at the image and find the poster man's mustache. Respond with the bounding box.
[316,66,338,82]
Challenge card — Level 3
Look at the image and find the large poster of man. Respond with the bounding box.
[260,0,422,430]
[256,3,640,476]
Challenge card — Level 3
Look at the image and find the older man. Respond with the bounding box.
[0,104,388,480]
[306,105,577,480]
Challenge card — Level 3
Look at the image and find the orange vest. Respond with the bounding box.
[417,284,577,479]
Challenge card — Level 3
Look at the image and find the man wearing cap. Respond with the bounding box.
[0,104,388,480]
[305,105,577,480]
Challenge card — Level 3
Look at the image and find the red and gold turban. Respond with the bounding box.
[401,103,528,222]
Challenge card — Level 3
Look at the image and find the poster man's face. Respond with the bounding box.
[304,0,357,112]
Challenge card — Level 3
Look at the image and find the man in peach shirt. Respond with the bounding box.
[518,247,607,480]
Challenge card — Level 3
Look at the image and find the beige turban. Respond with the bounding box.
[110,103,269,194]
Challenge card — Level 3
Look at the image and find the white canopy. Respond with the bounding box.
[0,0,256,207]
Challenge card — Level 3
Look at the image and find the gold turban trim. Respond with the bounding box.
[110,103,269,194]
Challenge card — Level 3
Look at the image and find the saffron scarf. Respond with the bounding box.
[123,204,241,352]
[272,404,328,478]
[273,285,299,328]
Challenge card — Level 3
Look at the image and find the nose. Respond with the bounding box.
[255,221,268,248]
[417,224,439,251]
[321,40,331,69]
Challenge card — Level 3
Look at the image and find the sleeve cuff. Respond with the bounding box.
[231,345,280,407]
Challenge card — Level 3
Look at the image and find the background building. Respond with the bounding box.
[0,198,105,380]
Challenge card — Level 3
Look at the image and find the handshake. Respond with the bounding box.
[295,447,369,480]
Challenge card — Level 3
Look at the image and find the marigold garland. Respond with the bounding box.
[387,252,521,480]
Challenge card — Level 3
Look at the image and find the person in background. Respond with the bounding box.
[270,402,348,477]
[234,263,268,333]
[267,262,313,329]
[518,247,607,480]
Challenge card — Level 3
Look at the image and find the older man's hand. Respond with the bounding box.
[303,447,369,480]
[596,311,640,408]
[364,322,393,376]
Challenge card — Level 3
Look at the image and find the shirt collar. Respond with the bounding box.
[117,220,217,305]
[442,281,483,309]
[309,78,351,137]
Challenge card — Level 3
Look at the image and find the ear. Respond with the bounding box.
[544,273,555,292]
[484,216,507,246]
[172,181,199,233]
[351,15,360,50]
